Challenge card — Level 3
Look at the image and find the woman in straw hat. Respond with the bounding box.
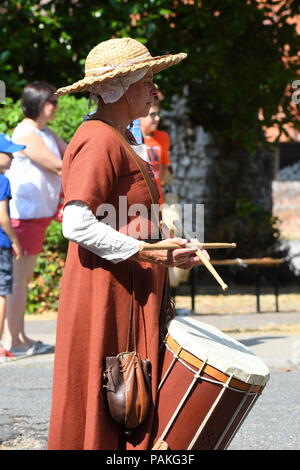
[48,37,200,450]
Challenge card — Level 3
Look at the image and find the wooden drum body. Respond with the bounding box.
[151,317,270,450]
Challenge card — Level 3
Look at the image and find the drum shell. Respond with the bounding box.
[150,344,264,450]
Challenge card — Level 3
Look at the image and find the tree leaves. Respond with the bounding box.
[0,0,299,149]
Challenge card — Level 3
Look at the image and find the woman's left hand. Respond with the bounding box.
[175,249,210,270]
[132,237,209,269]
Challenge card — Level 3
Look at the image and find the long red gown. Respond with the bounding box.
[48,120,166,450]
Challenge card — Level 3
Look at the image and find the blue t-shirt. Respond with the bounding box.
[0,174,12,248]
[130,119,143,144]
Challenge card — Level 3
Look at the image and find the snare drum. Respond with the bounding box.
[150,317,269,450]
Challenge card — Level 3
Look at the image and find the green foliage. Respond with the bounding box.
[1,0,298,150]
[26,221,67,314]
[0,0,297,302]
[0,0,136,96]
[43,220,68,254]
[202,198,294,284]
[48,95,93,142]
[0,94,92,143]
[211,198,281,259]
[0,98,23,135]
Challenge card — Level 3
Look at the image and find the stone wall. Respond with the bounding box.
[162,95,214,206]
[162,95,274,239]
[272,181,300,240]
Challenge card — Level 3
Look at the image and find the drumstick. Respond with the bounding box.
[141,242,230,290]
[141,242,236,250]
[171,220,229,291]
[195,248,228,291]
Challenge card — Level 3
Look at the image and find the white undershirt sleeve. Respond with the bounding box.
[62,201,143,264]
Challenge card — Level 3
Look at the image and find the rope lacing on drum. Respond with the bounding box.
[164,341,258,395]
[158,359,209,443]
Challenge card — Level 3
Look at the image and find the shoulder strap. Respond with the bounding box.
[89,119,158,207]
[113,129,159,207]
[88,119,161,230]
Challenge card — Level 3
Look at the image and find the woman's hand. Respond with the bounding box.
[131,238,206,269]
[12,240,23,260]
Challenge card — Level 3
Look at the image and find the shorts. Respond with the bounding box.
[0,247,13,295]
[11,217,52,256]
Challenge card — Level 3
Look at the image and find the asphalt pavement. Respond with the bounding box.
[0,310,299,450]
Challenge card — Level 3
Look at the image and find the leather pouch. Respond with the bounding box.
[103,264,152,430]
[103,351,152,429]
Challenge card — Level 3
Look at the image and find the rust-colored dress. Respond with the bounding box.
[48,121,166,450]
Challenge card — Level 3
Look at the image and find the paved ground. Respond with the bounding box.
[0,310,299,450]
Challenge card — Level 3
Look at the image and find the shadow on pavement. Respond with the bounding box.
[239,335,286,347]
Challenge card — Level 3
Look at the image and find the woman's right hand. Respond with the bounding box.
[12,239,23,260]
[131,238,199,269]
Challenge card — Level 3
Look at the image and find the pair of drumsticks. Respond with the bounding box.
[140,221,236,291]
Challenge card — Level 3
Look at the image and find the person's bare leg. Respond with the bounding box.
[4,255,38,348]
[0,295,6,341]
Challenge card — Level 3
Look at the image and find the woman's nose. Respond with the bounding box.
[151,84,158,96]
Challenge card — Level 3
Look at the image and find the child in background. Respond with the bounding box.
[140,97,172,204]
[0,134,24,361]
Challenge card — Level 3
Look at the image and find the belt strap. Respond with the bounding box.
[89,119,160,229]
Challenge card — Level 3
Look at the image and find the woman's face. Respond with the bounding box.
[40,95,58,122]
[126,71,157,120]
[140,104,160,136]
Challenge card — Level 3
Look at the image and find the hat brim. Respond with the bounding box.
[1,143,25,154]
[55,52,187,96]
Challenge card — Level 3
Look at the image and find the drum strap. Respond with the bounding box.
[126,262,149,358]
[126,264,137,352]
[90,119,172,354]
[108,124,175,347]
[88,118,161,227]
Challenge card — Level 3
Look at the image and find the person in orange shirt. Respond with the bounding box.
[140,98,172,204]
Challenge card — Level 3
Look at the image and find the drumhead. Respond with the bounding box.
[167,317,270,387]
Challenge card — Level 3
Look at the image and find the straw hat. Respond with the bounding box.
[56,37,187,96]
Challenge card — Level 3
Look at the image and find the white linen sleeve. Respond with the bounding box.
[62,201,143,264]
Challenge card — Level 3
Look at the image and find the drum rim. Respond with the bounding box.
[165,335,264,393]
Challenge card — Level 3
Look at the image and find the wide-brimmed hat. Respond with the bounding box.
[56,37,187,96]
[0,134,25,154]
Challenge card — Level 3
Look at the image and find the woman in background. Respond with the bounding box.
[3,81,67,357]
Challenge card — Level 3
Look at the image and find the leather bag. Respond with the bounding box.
[103,351,152,429]
[103,266,152,429]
